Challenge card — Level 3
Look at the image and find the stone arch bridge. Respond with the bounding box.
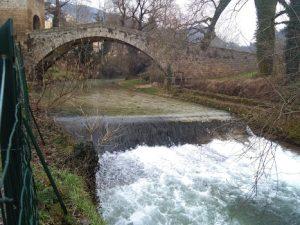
[24,22,257,82]
[24,23,166,80]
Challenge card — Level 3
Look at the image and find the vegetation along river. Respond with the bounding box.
[51,80,300,225]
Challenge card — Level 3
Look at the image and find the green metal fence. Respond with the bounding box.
[0,19,67,225]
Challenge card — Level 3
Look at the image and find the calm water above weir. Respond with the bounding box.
[52,80,300,225]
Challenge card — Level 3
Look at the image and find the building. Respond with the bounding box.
[45,19,52,29]
[0,0,45,41]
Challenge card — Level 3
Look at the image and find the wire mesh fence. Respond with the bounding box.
[0,19,67,225]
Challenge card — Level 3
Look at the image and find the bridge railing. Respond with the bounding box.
[0,19,67,225]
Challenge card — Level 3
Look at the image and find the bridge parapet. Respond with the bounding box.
[29,22,146,37]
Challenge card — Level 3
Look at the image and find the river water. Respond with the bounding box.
[50,80,300,225]
[96,135,300,225]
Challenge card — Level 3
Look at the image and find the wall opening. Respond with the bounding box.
[33,15,40,30]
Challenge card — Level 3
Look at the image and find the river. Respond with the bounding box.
[51,80,300,225]
[97,136,300,225]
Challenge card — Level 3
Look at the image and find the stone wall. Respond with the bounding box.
[27,0,45,30]
[0,0,27,8]
[0,9,28,38]
[0,0,44,41]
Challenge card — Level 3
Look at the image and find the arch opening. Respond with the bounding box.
[34,36,166,80]
[33,15,41,30]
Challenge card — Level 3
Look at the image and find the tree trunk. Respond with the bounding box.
[254,0,278,76]
[285,0,300,82]
[53,0,61,28]
[200,0,231,51]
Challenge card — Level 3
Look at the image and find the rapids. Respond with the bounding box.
[97,135,300,225]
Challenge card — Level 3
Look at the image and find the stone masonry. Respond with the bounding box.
[24,22,257,80]
[1,1,256,80]
[24,23,163,77]
[0,0,44,41]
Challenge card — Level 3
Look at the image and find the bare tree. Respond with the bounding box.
[111,0,176,76]
[45,0,71,27]
[186,0,231,50]
[113,0,130,26]
[112,0,176,31]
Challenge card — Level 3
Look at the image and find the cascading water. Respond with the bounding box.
[49,80,300,224]
[96,135,300,225]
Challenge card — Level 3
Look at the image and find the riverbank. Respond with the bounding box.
[33,77,299,146]
[31,114,106,225]
[30,78,299,224]
[118,79,300,146]
[30,78,242,225]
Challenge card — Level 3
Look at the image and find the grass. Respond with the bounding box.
[46,67,80,81]
[118,79,147,89]
[35,166,105,225]
[31,115,106,225]
[29,75,299,225]
[209,71,258,81]
[168,88,300,146]
[32,79,177,117]
[119,78,300,145]
[119,79,161,96]
[238,71,258,79]
[135,87,159,95]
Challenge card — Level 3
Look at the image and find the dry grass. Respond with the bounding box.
[168,88,300,146]
[120,79,300,146]
[182,73,299,106]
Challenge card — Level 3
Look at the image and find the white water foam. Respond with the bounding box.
[97,136,300,225]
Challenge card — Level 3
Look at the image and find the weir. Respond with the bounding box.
[55,114,246,153]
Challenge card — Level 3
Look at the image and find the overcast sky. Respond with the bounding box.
[87,0,262,45]
[177,0,258,45]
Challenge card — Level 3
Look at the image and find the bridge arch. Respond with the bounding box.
[25,23,166,79]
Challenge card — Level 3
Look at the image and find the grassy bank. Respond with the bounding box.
[168,89,300,146]
[31,114,106,225]
[119,79,300,146]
